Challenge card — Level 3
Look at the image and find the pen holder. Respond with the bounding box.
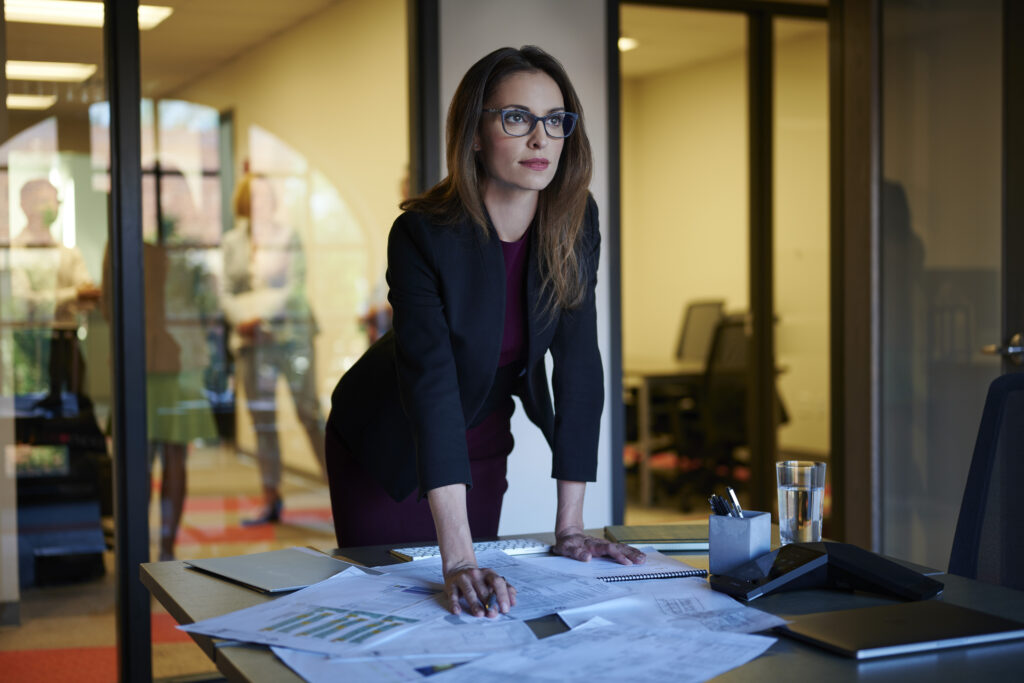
[709,510,771,575]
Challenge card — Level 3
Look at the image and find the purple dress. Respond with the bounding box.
[330,231,530,546]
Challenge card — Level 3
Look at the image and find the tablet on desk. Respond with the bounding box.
[778,600,1024,659]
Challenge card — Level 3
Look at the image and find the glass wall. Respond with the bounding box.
[0,0,115,672]
[2,0,408,678]
[773,18,830,518]
[619,5,749,513]
[881,0,1003,569]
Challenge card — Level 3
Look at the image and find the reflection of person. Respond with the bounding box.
[357,167,407,344]
[10,179,100,412]
[103,242,219,561]
[327,46,644,618]
[357,277,392,344]
[221,174,326,524]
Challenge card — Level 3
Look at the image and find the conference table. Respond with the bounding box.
[141,530,1024,682]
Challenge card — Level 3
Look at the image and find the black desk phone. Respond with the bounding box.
[709,542,944,602]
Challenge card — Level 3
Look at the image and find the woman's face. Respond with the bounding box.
[476,70,566,197]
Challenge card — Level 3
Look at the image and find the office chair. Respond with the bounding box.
[651,315,749,506]
[948,372,1024,590]
[676,300,725,363]
[655,313,791,507]
[646,300,725,441]
[701,315,748,449]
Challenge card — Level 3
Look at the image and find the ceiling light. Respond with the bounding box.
[7,93,57,110]
[4,1,173,30]
[618,37,639,52]
[7,60,97,82]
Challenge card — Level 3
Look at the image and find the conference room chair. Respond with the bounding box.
[644,300,726,443]
[650,314,751,507]
[652,313,791,508]
[948,371,1024,590]
[675,300,726,365]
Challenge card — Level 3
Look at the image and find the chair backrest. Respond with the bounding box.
[702,315,748,446]
[948,372,1024,589]
[676,300,725,363]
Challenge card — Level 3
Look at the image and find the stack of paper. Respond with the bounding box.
[181,548,782,682]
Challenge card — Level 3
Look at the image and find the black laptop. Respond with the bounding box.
[777,600,1024,659]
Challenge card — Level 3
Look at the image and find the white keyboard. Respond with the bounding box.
[390,538,551,562]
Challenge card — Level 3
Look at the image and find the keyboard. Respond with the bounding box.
[390,538,552,562]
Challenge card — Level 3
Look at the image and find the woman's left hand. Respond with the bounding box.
[553,531,646,565]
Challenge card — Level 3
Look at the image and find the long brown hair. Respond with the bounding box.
[401,46,594,311]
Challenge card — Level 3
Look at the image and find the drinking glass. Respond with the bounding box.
[776,460,826,544]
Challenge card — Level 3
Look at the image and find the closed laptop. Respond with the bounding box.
[778,600,1024,659]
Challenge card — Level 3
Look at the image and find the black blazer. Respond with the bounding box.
[328,195,604,502]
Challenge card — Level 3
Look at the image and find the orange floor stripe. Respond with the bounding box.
[0,614,191,682]
[0,646,116,683]
[183,495,263,513]
[151,612,192,644]
[176,522,275,544]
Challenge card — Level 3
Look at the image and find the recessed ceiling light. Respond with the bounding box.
[4,1,173,30]
[618,37,639,52]
[7,60,97,82]
[7,93,57,110]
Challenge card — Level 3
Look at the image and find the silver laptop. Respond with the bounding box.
[778,600,1024,659]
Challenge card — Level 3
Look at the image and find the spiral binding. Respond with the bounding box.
[597,569,708,582]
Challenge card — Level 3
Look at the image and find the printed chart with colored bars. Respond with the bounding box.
[262,606,421,644]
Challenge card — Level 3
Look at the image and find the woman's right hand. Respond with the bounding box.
[443,563,516,618]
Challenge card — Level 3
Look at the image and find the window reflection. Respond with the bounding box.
[222,172,325,524]
[6,97,387,561]
[1,115,111,592]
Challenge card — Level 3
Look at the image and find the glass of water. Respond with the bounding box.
[776,461,827,545]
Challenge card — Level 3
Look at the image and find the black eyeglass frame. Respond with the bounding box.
[482,108,579,138]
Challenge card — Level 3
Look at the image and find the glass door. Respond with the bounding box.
[879,0,1023,569]
[619,2,829,522]
[772,17,831,529]
[619,4,749,517]
[0,1,115,674]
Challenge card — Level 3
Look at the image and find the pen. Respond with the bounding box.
[709,494,732,516]
[727,487,744,519]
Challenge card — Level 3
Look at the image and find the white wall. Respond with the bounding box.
[438,0,612,534]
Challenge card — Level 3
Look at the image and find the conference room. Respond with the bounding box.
[1,0,1022,681]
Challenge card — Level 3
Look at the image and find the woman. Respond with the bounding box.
[327,46,644,618]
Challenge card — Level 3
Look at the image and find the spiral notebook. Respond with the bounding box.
[596,568,708,582]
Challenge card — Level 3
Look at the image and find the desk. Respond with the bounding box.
[142,534,1024,682]
[624,359,704,506]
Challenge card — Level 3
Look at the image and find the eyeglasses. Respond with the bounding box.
[482,108,578,138]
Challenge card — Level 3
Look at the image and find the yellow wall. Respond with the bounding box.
[774,25,830,454]
[621,51,749,364]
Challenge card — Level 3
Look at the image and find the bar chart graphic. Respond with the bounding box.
[262,607,419,644]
